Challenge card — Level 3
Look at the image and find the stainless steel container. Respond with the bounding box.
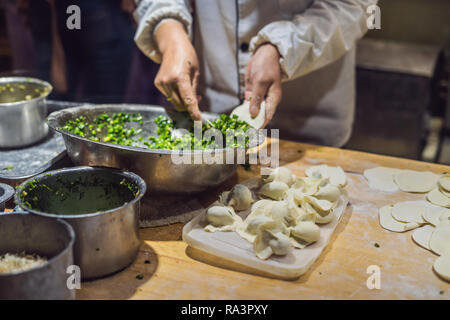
[15,166,146,280]
[0,213,75,300]
[0,77,52,148]
[0,183,14,211]
[47,105,263,194]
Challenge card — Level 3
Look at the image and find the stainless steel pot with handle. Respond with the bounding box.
[0,77,52,148]
[0,212,75,300]
[15,166,147,280]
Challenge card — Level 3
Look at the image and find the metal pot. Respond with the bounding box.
[47,104,264,194]
[0,77,52,148]
[0,212,75,300]
[0,183,14,211]
[15,167,147,280]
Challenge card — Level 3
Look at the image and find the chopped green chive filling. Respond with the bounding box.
[62,112,252,150]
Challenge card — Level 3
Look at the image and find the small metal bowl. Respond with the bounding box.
[15,166,147,280]
[0,212,75,300]
[0,182,14,211]
[0,77,52,148]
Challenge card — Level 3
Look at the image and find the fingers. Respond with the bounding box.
[155,77,184,111]
[262,81,282,128]
[244,64,253,101]
[248,80,269,118]
[177,73,202,120]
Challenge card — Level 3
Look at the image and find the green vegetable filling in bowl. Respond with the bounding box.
[18,169,141,216]
[62,112,252,150]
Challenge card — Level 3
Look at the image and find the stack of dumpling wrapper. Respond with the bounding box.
[204,165,347,260]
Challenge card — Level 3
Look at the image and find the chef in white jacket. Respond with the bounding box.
[134,0,377,147]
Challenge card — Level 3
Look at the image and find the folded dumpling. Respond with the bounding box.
[263,167,296,187]
[289,221,320,248]
[226,184,254,211]
[259,181,289,200]
[305,165,347,187]
[204,206,243,232]
[253,221,291,260]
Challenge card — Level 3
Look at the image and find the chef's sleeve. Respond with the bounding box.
[249,0,379,80]
[133,0,193,64]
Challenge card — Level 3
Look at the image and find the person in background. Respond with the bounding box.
[134,0,377,147]
[8,0,139,103]
[0,0,35,73]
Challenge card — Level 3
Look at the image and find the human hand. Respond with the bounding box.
[245,43,282,128]
[154,19,201,120]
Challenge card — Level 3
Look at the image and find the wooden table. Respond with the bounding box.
[76,140,450,299]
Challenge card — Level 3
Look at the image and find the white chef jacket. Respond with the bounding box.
[134,0,377,147]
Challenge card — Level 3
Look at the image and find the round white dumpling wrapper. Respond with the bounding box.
[394,170,439,193]
[412,225,435,250]
[230,101,265,129]
[391,200,427,224]
[438,176,450,192]
[429,221,450,256]
[433,254,450,282]
[423,205,450,226]
[363,167,402,192]
[379,205,420,232]
[426,188,450,208]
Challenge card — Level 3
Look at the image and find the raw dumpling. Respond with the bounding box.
[314,184,341,202]
[204,206,243,232]
[363,167,402,192]
[291,177,324,196]
[263,167,295,187]
[394,170,439,193]
[290,221,320,248]
[304,195,334,214]
[259,181,289,200]
[218,191,230,205]
[249,199,273,217]
[302,201,335,224]
[226,184,254,211]
[236,215,274,243]
[379,205,420,232]
[253,221,291,260]
[286,193,316,224]
[268,200,290,221]
[230,100,265,129]
[305,165,347,187]
[236,200,274,243]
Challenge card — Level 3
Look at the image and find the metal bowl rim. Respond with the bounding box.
[0,149,68,182]
[0,182,15,204]
[0,212,75,278]
[46,104,265,155]
[0,76,53,107]
[15,166,147,219]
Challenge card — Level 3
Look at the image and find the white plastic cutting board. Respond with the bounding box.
[182,178,349,280]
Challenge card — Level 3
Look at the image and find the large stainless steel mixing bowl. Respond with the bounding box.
[0,213,75,300]
[0,77,52,148]
[47,104,263,194]
[15,166,147,280]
